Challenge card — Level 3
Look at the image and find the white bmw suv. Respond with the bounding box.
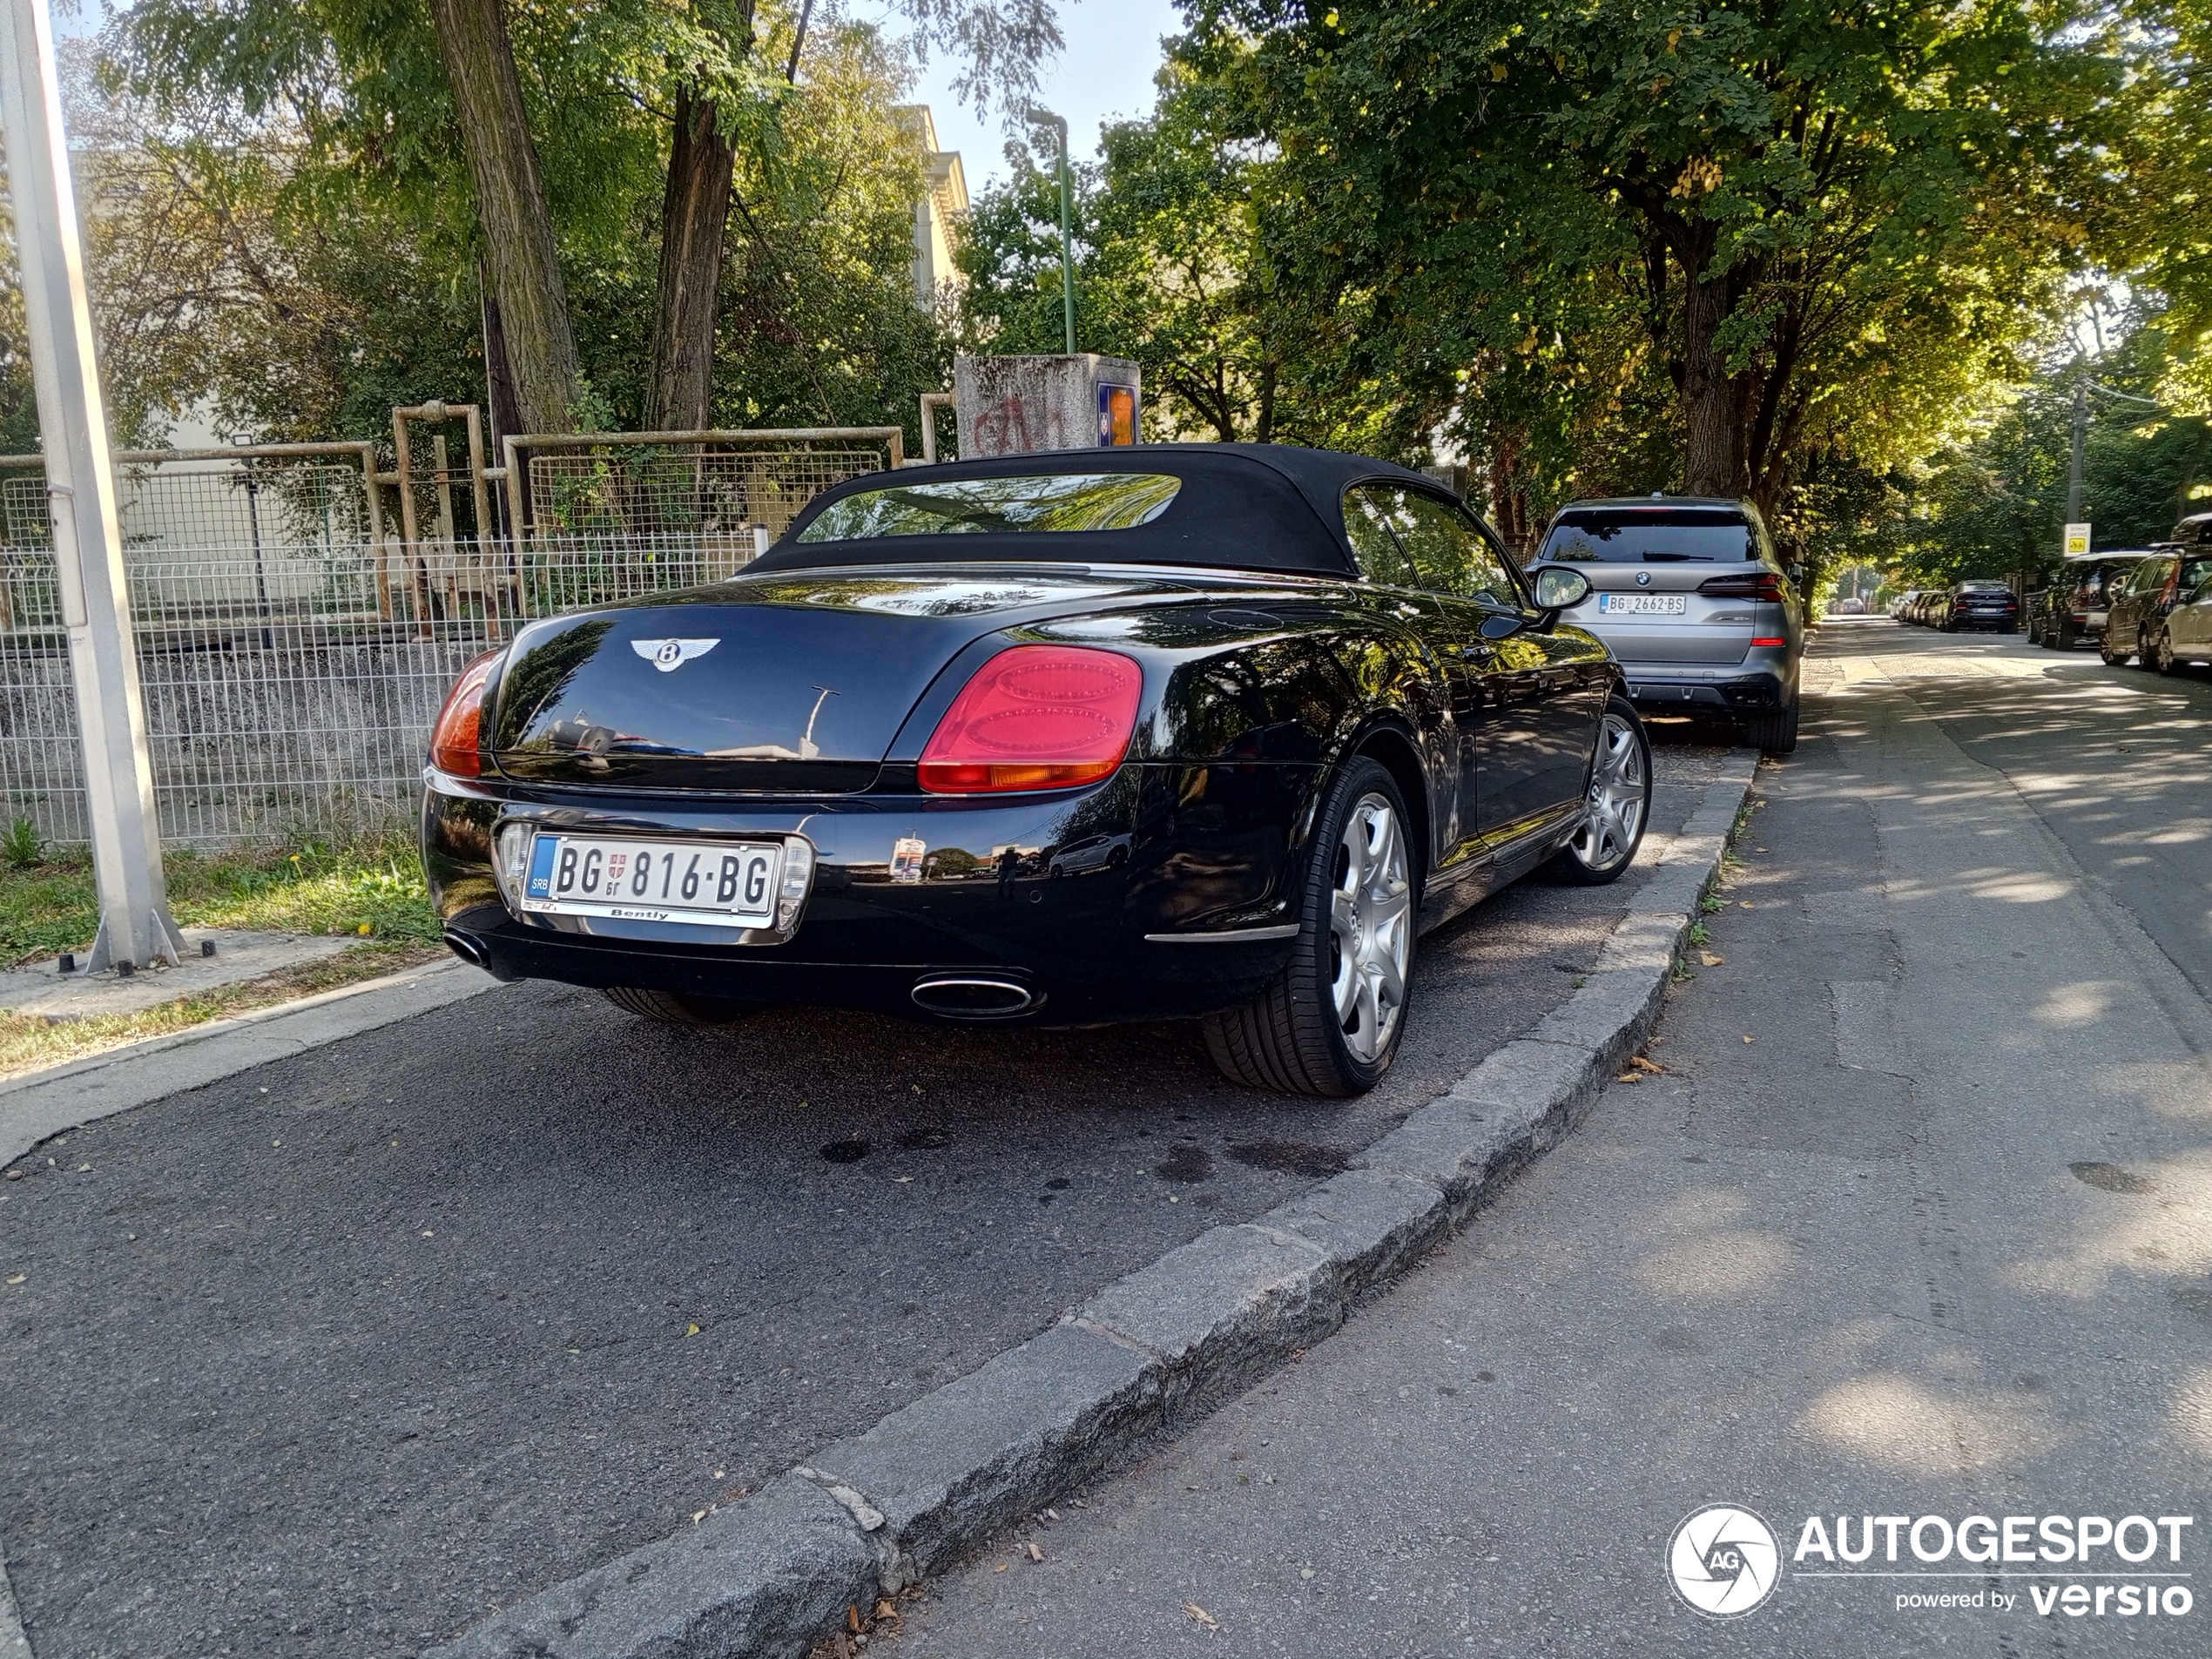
[1527,496,1805,755]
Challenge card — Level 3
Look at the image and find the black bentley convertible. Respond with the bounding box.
[422,445,1648,1096]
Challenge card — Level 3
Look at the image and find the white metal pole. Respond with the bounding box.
[0,0,180,971]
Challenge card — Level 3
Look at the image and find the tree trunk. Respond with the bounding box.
[643,84,738,432]
[1487,423,1528,550]
[427,0,581,435]
[1678,247,1745,497]
[643,3,758,434]
[478,255,522,445]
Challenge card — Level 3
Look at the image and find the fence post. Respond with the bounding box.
[0,0,183,970]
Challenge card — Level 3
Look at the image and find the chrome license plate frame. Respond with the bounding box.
[523,833,783,928]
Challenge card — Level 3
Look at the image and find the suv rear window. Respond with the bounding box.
[1539,509,1756,563]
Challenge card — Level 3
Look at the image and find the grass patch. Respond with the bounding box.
[0,829,439,968]
[0,940,443,1081]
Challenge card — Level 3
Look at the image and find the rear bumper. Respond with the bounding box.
[423,761,1319,1025]
[1620,664,1791,715]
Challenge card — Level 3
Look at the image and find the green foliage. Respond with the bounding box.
[956,71,1408,452]
[2,819,41,871]
[1167,0,2130,531]
[52,3,954,451]
[0,830,441,966]
[1890,314,2211,583]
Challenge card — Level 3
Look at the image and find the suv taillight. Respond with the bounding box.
[918,645,1143,793]
[1697,572,1785,602]
[429,650,502,778]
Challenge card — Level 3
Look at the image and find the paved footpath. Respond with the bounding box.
[894,624,2212,1657]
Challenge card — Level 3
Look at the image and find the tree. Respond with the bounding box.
[69,10,954,452]
[424,0,582,431]
[958,75,1399,451]
[117,1,1060,442]
[1183,0,2123,508]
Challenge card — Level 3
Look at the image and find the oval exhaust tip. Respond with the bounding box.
[910,974,1040,1019]
[442,929,490,968]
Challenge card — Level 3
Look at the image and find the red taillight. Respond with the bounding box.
[429,650,502,778]
[918,645,1143,793]
[1750,637,1788,647]
[1698,572,1785,602]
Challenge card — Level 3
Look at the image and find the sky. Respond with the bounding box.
[857,0,1184,192]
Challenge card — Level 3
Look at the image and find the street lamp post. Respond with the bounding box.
[1024,105,1076,354]
[0,0,183,972]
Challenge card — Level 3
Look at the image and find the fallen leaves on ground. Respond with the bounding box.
[1185,1602,1220,1629]
[1630,1055,1666,1074]
[1700,950,1725,967]
[1743,1035,1757,1043]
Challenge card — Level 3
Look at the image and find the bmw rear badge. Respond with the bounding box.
[632,638,719,671]
[1635,571,1654,587]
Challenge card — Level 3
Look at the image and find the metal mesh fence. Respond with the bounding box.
[0,428,900,848]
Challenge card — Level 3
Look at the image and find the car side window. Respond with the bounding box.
[1395,492,1525,607]
[1343,486,1418,588]
[1345,484,1521,607]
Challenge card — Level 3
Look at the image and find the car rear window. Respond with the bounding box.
[1538,509,1756,563]
[796,473,1182,541]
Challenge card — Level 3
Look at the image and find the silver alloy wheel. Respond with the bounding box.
[1328,793,1413,1063]
[1572,711,1648,874]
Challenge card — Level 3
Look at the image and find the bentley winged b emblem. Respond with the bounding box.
[631,637,719,672]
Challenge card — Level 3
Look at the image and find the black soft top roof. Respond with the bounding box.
[753,443,1446,577]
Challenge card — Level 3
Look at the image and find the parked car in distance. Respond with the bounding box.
[2029,551,2156,649]
[2104,544,2212,668]
[1527,495,1804,754]
[1898,589,1939,625]
[1940,580,2020,632]
[2155,561,2212,673]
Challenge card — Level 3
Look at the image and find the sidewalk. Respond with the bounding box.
[893,671,2212,1655]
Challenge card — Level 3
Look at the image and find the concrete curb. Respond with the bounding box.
[428,754,1758,1659]
[0,955,496,1170]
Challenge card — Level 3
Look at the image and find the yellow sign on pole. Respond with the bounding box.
[2063,523,2092,556]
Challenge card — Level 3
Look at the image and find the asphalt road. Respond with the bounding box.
[0,741,1728,1658]
[894,619,2212,1657]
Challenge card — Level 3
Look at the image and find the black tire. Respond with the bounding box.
[1745,697,1800,757]
[2152,627,2181,676]
[2099,631,2129,666]
[602,986,758,1025]
[2131,628,2158,670]
[1202,756,1415,1097]
[2057,618,2077,650]
[1546,695,1651,886]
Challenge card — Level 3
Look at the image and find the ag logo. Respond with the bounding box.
[631,637,719,672]
[1668,1504,1780,1617]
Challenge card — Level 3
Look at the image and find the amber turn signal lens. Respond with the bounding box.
[429,650,502,778]
[918,645,1143,793]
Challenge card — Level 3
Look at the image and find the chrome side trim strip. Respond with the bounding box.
[1143,923,1300,943]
